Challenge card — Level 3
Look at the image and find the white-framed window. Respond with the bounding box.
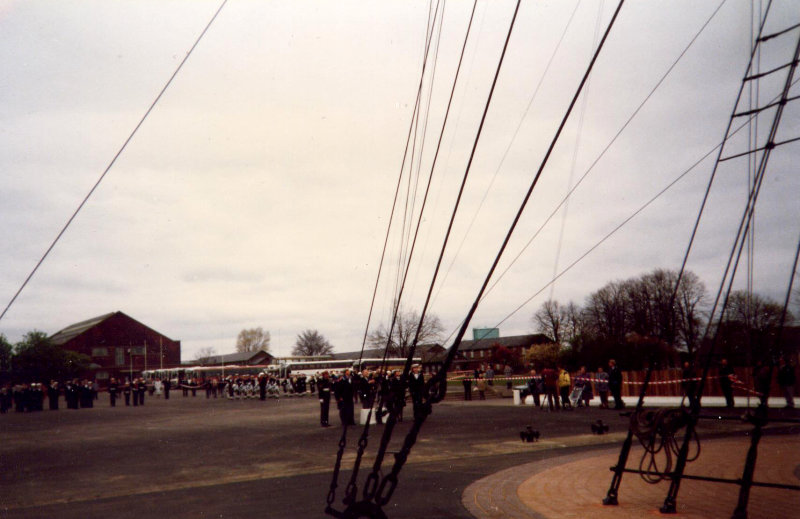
[91,347,108,357]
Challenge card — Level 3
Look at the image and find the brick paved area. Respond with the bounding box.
[464,435,800,519]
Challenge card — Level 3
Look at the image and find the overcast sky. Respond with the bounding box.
[1,0,799,360]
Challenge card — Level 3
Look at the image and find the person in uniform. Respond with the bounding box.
[0,384,11,413]
[31,383,44,411]
[334,369,355,426]
[682,361,698,407]
[48,380,60,411]
[163,378,171,400]
[375,370,389,424]
[462,376,472,401]
[778,356,796,408]
[81,380,93,408]
[108,378,119,407]
[137,378,146,406]
[407,364,425,420]
[526,370,540,407]
[259,374,267,401]
[608,359,624,410]
[719,358,735,408]
[123,380,132,406]
[317,371,332,427]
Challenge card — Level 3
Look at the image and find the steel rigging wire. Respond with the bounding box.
[388,0,442,324]
[440,73,799,349]
[0,0,230,324]
[329,0,529,515]
[327,1,482,513]
[430,0,583,309]
[354,0,442,365]
[432,0,732,344]
[431,0,730,312]
[397,0,449,304]
[326,0,453,512]
[334,3,625,517]
[549,0,606,300]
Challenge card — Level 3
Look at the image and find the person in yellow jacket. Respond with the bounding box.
[557,366,572,410]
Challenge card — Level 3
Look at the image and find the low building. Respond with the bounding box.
[453,331,551,372]
[50,311,181,384]
[194,350,273,366]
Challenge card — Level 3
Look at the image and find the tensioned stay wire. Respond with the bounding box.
[0,0,230,323]
[436,0,730,342]
[431,0,583,309]
[354,0,441,365]
[549,0,606,300]
[442,57,796,351]
[365,5,626,508]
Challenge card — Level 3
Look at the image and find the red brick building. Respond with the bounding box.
[50,311,181,384]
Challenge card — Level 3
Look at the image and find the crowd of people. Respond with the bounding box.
[0,378,153,413]
[518,360,624,411]
[2,356,796,418]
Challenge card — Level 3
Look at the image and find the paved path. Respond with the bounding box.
[463,435,800,519]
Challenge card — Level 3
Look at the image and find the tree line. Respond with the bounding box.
[194,327,336,364]
[529,268,794,370]
[0,331,91,385]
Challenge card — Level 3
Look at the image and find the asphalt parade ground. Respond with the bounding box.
[1,394,798,519]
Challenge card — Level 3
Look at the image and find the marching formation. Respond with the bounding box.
[3,356,796,418]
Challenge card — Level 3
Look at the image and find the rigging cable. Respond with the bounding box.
[361,2,625,514]
[0,0,230,323]
[401,1,449,301]
[550,0,605,300]
[432,0,729,310]
[354,0,441,366]
[430,0,583,308]
[438,0,731,331]
[390,0,441,315]
[697,22,800,375]
[327,0,448,513]
[329,0,482,512]
[361,0,529,511]
[441,39,795,352]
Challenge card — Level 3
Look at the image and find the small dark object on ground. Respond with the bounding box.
[520,426,540,442]
[591,420,609,435]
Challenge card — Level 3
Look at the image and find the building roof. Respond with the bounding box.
[198,350,273,365]
[50,312,118,345]
[457,333,551,351]
[330,344,442,362]
[49,311,177,346]
[330,348,390,361]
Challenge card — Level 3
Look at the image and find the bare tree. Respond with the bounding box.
[584,280,629,342]
[236,327,271,353]
[292,329,334,356]
[369,307,444,358]
[533,300,567,344]
[194,346,218,365]
[674,271,707,355]
[722,291,788,331]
